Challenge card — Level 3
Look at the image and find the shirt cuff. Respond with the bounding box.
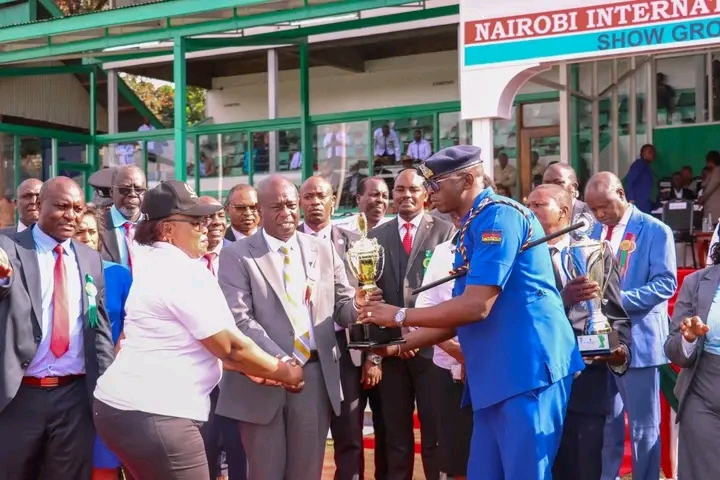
[609,343,630,375]
[682,337,698,358]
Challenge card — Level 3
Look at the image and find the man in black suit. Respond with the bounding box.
[0,178,43,236]
[298,176,387,480]
[527,184,632,480]
[0,176,114,479]
[224,184,260,242]
[369,168,455,480]
[99,164,146,270]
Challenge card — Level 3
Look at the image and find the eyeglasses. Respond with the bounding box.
[114,186,147,196]
[423,175,461,194]
[167,217,210,229]
[228,204,258,213]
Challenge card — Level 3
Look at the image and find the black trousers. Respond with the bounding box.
[216,415,248,480]
[93,400,208,480]
[0,378,94,480]
[552,410,606,480]
[330,331,388,480]
[377,355,440,480]
[436,367,472,476]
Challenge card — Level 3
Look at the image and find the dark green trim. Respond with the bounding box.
[299,40,312,183]
[0,64,93,77]
[173,36,187,182]
[0,122,89,143]
[190,118,301,136]
[96,128,174,144]
[87,68,97,202]
[12,134,20,222]
[569,64,580,173]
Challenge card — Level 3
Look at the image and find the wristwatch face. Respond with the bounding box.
[370,354,382,365]
[394,308,406,326]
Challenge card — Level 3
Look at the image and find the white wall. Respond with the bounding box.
[206,50,558,122]
[0,62,108,132]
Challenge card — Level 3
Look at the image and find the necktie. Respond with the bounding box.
[51,245,70,358]
[604,224,615,242]
[402,223,413,254]
[550,247,564,290]
[203,252,217,277]
[279,246,312,365]
[122,222,134,272]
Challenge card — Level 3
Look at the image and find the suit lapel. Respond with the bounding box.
[102,211,121,263]
[617,208,644,284]
[698,267,720,324]
[248,231,296,317]
[406,214,433,277]
[14,229,43,332]
[224,228,236,242]
[296,234,319,325]
[383,218,401,287]
[72,240,90,323]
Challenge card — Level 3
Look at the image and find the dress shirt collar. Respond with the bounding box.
[110,204,136,228]
[208,241,223,256]
[17,220,28,232]
[550,234,571,253]
[32,224,74,256]
[616,204,634,228]
[230,226,248,240]
[302,223,332,239]
[263,229,300,254]
[396,212,424,231]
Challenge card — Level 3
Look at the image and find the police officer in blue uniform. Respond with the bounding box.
[358,145,585,480]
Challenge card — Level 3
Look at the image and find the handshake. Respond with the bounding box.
[246,356,305,393]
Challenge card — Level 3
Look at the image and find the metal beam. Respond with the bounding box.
[173,36,187,182]
[0,64,94,76]
[0,0,418,64]
[598,56,651,98]
[299,40,312,184]
[528,76,595,102]
[283,47,365,73]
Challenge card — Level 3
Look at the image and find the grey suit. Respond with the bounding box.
[369,213,455,480]
[664,265,720,480]
[0,228,115,479]
[216,229,357,480]
[0,226,16,236]
[99,209,122,264]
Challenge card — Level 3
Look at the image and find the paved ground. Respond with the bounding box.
[322,441,425,479]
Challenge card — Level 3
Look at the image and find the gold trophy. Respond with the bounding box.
[346,213,405,349]
[560,213,619,356]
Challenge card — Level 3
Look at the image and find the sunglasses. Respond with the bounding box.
[423,175,461,194]
[115,186,147,196]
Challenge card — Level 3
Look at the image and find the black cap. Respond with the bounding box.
[417,145,482,181]
[142,180,221,221]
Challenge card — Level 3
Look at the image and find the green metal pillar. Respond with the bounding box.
[87,67,98,200]
[299,40,313,183]
[173,36,187,182]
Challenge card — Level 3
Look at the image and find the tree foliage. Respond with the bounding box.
[55,0,108,15]
[122,75,207,127]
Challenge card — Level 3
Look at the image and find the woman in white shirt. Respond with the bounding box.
[93,181,303,480]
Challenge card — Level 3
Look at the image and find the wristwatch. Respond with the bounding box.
[367,353,382,365]
[394,308,407,327]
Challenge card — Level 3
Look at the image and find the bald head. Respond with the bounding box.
[300,175,333,195]
[15,178,43,226]
[584,172,627,226]
[198,195,222,207]
[257,174,299,241]
[38,176,85,242]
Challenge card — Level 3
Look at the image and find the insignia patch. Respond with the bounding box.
[417,163,434,179]
[184,183,198,198]
[481,231,502,244]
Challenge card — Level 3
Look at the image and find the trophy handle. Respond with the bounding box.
[376,245,385,282]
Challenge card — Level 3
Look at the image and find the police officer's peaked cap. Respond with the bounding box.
[88,166,117,190]
[417,145,482,180]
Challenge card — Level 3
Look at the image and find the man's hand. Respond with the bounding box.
[680,316,710,342]
[371,345,402,357]
[399,349,419,360]
[246,358,305,392]
[0,247,12,279]
[561,276,599,307]
[360,358,382,389]
[354,287,384,309]
[588,345,628,366]
[359,302,400,327]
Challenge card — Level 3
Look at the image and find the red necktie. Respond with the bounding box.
[204,252,217,277]
[402,222,413,254]
[123,222,134,272]
[50,245,70,358]
[604,224,615,242]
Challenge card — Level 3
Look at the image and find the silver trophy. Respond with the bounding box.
[560,213,618,356]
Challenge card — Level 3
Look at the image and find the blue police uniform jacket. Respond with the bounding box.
[453,188,585,410]
[102,260,132,344]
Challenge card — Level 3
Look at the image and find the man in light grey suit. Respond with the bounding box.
[216,175,380,480]
[542,162,593,221]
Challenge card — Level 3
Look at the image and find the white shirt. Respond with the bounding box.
[397,213,423,245]
[415,240,460,371]
[372,128,401,158]
[262,230,317,350]
[601,205,634,255]
[302,223,332,240]
[406,140,432,161]
[290,152,302,170]
[94,243,235,421]
[323,131,347,159]
[333,215,390,233]
[230,227,252,241]
[707,223,719,266]
[26,226,85,378]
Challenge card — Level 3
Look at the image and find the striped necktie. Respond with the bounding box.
[279,246,312,365]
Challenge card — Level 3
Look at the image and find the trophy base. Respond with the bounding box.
[578,330,620,357]
[347,323,405,350]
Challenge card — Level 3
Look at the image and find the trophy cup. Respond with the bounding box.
[560,213,619,357]
[346,213,405,349]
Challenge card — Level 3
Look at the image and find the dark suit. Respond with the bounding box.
[303,224,388,480]
[99,209,122,264]
[0,228,115,479]
[225,228,237,242]
[369,213,455,480]
[550,242,632,480]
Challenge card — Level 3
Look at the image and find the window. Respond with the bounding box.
[655,54,705,126]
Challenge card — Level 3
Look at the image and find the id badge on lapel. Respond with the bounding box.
[306,259,318,307]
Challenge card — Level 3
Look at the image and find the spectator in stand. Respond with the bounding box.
[698,150,720,224]
[623,144,656,214]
